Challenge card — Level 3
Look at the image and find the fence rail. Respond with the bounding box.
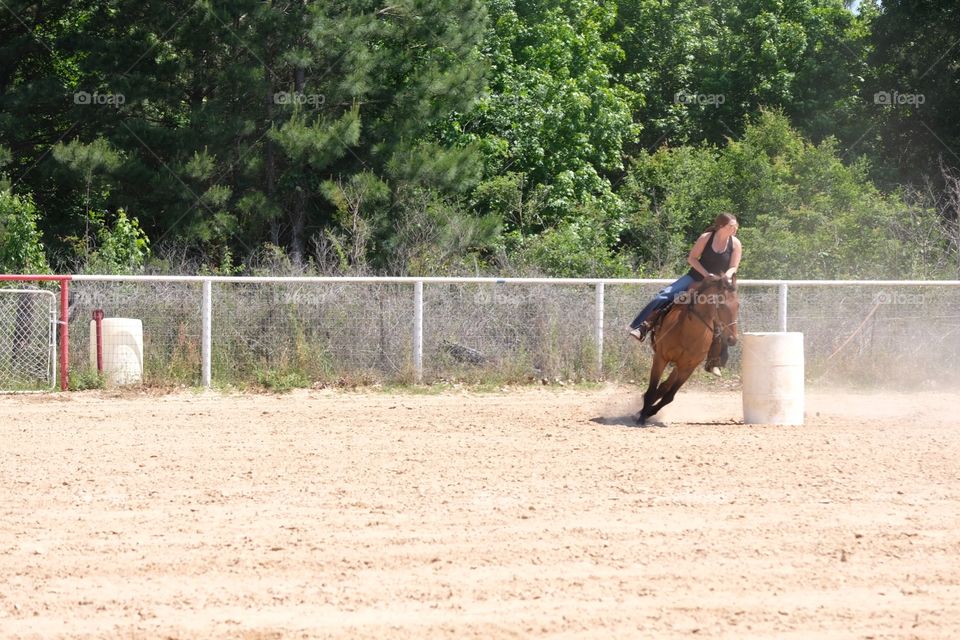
[6,275,960,389]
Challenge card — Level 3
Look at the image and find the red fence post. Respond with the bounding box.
[60,279,70,391]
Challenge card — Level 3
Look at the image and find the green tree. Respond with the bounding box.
[619,110,951,278]
[616,0,868,149]
[451,0,639,231]
[0,189,49,273]
[864,0,960,188]
[1,0,490,270]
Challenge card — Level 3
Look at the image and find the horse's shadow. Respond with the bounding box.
[590,415,668,429]
[589,416,741,428]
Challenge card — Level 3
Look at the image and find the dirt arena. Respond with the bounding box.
[1,385,958,639]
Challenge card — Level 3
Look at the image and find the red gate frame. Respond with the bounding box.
[0,274,71,390]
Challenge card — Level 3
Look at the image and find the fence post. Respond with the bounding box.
[413,280,424,383]
[778,282,788,332]
[594,282,604,375]
[60,278,70,391]
[202,279,212,388]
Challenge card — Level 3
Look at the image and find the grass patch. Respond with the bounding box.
[255,369,310,393]
[69,368,106,391]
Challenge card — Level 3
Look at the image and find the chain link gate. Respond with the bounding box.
[0,289,57,391]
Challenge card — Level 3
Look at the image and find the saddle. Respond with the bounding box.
[647,303,673,346]
[648,279,707,344]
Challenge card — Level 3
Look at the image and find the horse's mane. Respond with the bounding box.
[699,276,738,293]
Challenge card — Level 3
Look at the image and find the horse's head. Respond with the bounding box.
[714,276,739,346]
[697,276,739,346]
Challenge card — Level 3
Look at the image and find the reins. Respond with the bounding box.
[684,282,738,336]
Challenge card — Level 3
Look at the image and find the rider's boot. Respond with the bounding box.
[629,320,652,342]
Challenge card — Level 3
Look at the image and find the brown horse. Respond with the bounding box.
[637,276,740,425]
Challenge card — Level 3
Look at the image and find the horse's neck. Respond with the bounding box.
[691,287,737,327]
[683,299,717,326]
[696,301,717,317]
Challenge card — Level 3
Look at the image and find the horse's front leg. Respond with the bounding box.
[638,353,668,425]
[649,361,698,417]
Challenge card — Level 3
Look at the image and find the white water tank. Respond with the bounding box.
[742,332,804,425]
[90,318,144,385]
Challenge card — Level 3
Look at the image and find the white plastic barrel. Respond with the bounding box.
[741,332,804,425]
[89,318,144,385]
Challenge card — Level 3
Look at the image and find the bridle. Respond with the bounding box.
[685,284,738,339]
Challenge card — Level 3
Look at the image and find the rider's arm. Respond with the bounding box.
[724,237,742,278]
[687,233,713,278]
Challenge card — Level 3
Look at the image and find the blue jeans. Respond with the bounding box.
[629,274,696,329]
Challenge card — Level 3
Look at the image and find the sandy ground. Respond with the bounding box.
[1,385,959,639]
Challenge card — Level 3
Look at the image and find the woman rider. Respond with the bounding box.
[628,213,741,342]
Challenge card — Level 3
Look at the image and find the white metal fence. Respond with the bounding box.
[61,276,960,389]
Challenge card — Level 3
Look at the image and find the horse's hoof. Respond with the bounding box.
[709,366,722,377]
[635,414,647,426]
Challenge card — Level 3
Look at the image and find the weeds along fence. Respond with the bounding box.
[53,276,960,389]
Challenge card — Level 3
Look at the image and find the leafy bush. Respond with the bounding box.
[0,189,49,273]
[513,217,631,277]
[70,209,151,274]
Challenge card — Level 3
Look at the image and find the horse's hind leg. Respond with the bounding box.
[638,353,668,425]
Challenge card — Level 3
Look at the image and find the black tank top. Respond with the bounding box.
[688,231,733,281]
